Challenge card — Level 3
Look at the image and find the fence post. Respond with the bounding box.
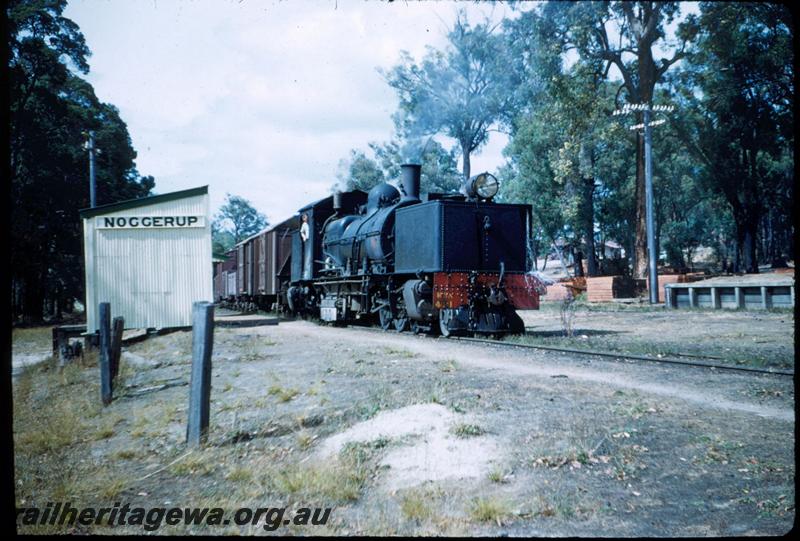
[99,302,112,406]
[187,302,214,446]
[111,316,124,389]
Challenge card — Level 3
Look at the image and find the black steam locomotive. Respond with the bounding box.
[285,164,544,336]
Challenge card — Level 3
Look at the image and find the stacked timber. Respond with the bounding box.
[586,275,637,302]
[543,282,572,301]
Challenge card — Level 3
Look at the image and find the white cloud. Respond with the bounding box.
[65,0,519,223]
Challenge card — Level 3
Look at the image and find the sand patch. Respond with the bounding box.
[316,403,502,490]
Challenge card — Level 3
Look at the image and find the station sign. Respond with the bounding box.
[96,215,206,229]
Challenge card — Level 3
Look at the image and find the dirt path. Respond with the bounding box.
[277,322,794,422]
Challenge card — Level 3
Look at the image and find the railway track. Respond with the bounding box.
[347,324,794,378]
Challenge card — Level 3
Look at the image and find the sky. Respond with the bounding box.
[63,0,523,226]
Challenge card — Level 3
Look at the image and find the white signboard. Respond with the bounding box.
[96,215,206,229]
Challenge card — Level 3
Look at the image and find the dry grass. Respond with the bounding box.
[382,347,418,359]
[296,430,317,450]
[170,452,216,476]
[13,362,100,454]
[225,466,253,483]
[267,384,299,402]
[12,326,54,352]
[469,497,512,523]
[113,449,138,460]
[13,359,142,534]
[440,359,459,373]
[271,442,378,503]
[400,489,434,521]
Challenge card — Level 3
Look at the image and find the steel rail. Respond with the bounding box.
[346,324,794,378]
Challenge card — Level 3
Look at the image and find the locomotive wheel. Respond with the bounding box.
[378,306,393,331]
[438,312,452,338]
[393,316,409,332]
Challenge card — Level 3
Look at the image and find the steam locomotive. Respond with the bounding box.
[281,164,544,336]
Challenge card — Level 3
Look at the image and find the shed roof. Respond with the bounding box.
[79,186,209,219]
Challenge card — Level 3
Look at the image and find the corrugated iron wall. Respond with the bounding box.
[84,193,212,331]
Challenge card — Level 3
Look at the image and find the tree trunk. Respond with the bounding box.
[22,272,45,322]
[461,142,471,180]
[633,41,657,280]
[583,171,598,276]
[574,249,584,277]
[733,210,759,274]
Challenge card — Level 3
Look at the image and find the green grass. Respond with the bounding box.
[487,468,508,483]
[451,423,485,438]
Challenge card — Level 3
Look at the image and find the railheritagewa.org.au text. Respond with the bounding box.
[16,502,332,531]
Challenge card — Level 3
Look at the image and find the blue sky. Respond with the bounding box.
[64,0,520,225]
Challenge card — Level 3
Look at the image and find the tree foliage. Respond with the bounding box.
[511,1,697,278]
[9,0,155,322]
[212,194,268,248]
[675,1,794,272]
[382,10,514,179]
[498,1,792,276]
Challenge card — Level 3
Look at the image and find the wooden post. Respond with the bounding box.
[665,285,673,308]
[52,327,60,357]
[110,316,124,388]
[187,302,214,446]
[711,287,720,309]
[99,302,112,406]
[54,328,66,367]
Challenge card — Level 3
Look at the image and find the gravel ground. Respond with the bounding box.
[13,312,795,536]
[517,303,794,369]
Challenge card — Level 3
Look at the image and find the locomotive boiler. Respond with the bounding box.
[286,163,544,336]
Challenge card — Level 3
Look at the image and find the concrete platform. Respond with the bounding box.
[213,313,279,328]
[665,273,794,310]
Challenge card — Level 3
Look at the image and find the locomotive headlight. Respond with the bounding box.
[467,172,499,200]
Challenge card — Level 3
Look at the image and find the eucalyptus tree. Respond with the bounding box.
[9,0,154,321]
[335,138,461,195]
[504,7,635,276]
[213,194,268,245]
[675,2,793,272]
[519,1,698,278]
[382,10,515,179]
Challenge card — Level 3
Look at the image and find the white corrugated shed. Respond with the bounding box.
[82,186,213,331]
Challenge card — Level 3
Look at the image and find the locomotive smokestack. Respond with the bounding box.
[400,163,421,202]
[333,191,342,212]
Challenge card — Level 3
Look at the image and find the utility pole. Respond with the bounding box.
[85,130,98,208]
[612,103,675,304]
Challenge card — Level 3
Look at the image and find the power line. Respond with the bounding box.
[612,102,676,304]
